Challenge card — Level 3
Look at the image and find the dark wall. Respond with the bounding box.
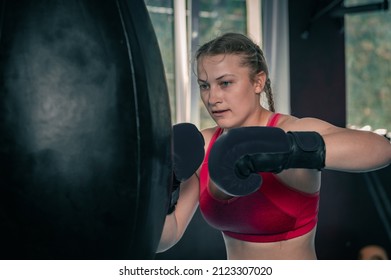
[316,167,391,260]
[288,0,391,259]
[289,0,346,126]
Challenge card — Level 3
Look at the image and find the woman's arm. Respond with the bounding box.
[156,172,200,253]
[286,117,391,172]
[157,124,208,253]
[323,126,390,172]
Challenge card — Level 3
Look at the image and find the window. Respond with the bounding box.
[144,0,176,119]
[345,0,391,133]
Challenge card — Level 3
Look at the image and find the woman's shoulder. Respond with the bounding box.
[275,113,335,133]
[272,113,297,129]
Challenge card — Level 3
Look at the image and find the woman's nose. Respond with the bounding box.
[208,86,222,105]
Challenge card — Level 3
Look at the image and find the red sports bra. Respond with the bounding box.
[199,113,320,242]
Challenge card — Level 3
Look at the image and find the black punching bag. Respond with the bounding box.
[0,0,172,259]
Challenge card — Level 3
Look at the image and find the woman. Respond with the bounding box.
[157,32,391,259]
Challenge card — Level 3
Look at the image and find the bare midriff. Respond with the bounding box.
[222,227,317,260]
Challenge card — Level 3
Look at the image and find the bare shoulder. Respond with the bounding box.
[277,114,342,135]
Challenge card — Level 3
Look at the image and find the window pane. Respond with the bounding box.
[145,0,176,121]
[345,0,391,131]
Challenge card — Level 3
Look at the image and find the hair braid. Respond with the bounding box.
[265,78,275,112]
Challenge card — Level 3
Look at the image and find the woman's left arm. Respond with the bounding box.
[290,117,391,172]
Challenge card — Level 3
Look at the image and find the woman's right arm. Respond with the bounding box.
[157,127,215,253]
[156,170,201,253]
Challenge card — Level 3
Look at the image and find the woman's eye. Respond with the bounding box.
[199,84,209,90]
[220,81,232,87]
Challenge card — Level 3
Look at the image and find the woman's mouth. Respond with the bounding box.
[212,109,229,117]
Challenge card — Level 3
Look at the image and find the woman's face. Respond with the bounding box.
[197,54,265,129]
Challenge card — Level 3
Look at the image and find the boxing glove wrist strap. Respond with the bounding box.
[284,131,326,170]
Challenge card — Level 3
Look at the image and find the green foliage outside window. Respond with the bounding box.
[345,0,391,131]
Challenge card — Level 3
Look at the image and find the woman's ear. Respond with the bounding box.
[254,71,267,94]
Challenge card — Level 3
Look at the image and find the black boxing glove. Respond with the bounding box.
[208,126,325,196]
[167,123,205,214]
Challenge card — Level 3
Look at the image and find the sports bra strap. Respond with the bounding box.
[267,113,281,127]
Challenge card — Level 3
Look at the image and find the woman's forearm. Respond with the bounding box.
[156,214,179,253]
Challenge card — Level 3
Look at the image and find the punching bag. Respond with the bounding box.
[0,0,172,259]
